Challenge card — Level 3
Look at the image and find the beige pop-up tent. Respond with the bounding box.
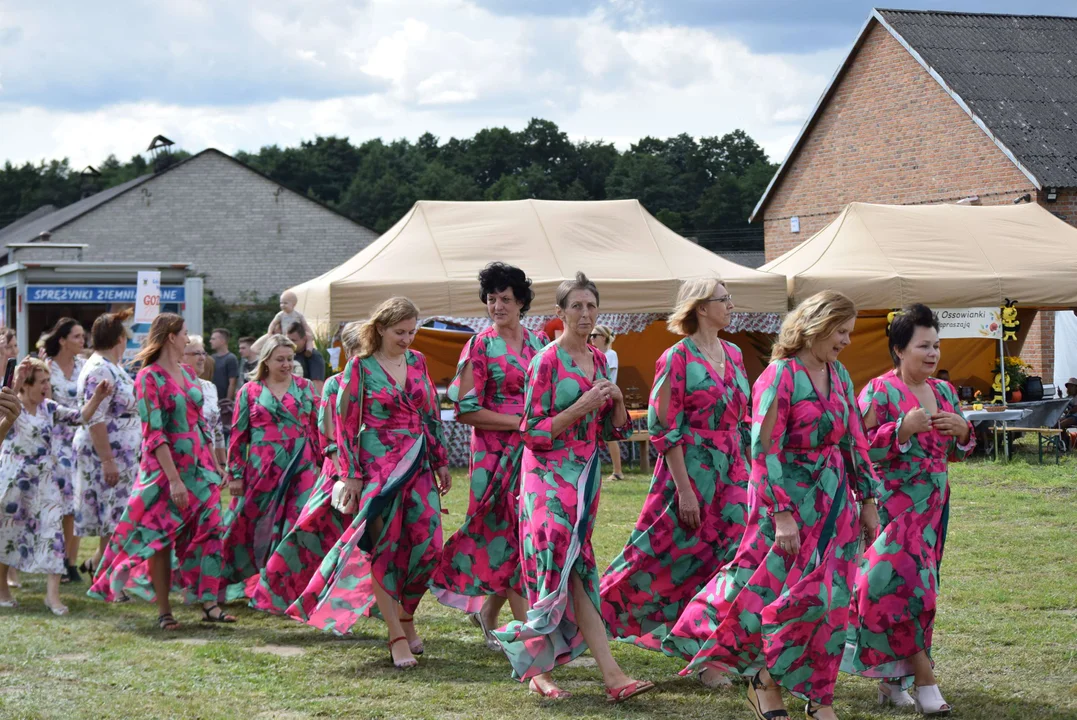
[761,202,1077,391]
[291,199,788,324]
[762,202,1077,309]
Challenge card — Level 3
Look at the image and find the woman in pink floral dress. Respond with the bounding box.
[88,313,235,629]
[490,272,654,703]
[288,298,451,671]
[219,334,321,602]
[601,278,751,688]
[430,263,548,645]
[677,291,881,720]
[843,304,973,716]
[247,322,363,614]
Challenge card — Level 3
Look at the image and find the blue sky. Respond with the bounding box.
[0,0,1069,167]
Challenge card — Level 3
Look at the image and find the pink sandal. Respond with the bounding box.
[605,679,656,703]
[529,678,572,699]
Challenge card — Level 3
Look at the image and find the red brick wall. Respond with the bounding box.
[760,20,1066,379]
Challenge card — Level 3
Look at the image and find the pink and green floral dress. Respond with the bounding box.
[287,351,448,633]
[89,364,225,604]
[601,338,751,658]
[247,373,353,614]
[219,377,322,601]
[841,371,974,684]
[430,326,548,612]
[490,344,632,680]
[676,358,880,706]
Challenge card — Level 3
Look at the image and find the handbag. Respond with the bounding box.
[330,363,363,515]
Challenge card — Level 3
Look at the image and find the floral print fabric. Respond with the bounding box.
[74,354,140,537]
[431,326,548,612]
[491,344,631,680]
[600,338,752,658]
[219,378,321,601]
[287,351,448,633]
[672,358,880,705]
[88,364,225,604]
[842,371,974,682]
[247,373,351,614]
[48,356,85,515]
[0,400,84,574]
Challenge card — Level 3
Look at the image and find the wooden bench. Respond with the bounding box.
[995,426,1065,464]
[626,430,651,474]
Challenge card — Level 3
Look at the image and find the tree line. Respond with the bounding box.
[0,118,776,244]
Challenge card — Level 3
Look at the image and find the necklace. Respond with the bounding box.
[694,337,726,372]
[376,351,406,368]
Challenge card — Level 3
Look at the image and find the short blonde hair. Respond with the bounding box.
[252,334,296,381]
[340,321,363,359]
[592,325,614,346]
[20,358,49,387]
[770,290,857,361]
[668,277,723,336]
[280,290,298,304]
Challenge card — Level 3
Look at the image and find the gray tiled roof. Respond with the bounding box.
[878,9,1077,187]
[0,174,153,251]
[716,250,767,269]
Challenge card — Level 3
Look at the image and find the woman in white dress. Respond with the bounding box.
[42,318,88,583]
[0,358,109,614]
[74,309,141,576]
[589,325,624,481]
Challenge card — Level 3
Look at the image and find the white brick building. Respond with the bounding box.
[0,149,378,302]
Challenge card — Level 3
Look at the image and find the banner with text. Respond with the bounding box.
[134,271,161,324]
[937,307,1002,339]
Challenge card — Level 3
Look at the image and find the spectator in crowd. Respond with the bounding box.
[937,369,950,383]
[269,290,315,353]
[589,325,624,482]
[1060,378,1077,435]
[237,336,258,385]
[288,322,325,395]
[0,328,17,364]
[185,337,226,471]
[209,328,239,440]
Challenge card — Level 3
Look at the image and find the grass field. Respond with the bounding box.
[1,450,1074,719]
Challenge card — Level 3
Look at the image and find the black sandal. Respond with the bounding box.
[78,558,97,575]
[201,604,237,623]
[747,671,789,720]
[157,613,180,631]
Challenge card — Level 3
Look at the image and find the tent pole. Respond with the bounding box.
[999,333,1009,461]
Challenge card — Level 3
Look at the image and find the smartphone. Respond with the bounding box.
[2,357,15,388]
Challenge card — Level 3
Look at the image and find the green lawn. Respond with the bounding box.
[1,452,1074,719]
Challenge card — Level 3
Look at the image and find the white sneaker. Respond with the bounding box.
[914,684,951,716]
[878,681,915,707]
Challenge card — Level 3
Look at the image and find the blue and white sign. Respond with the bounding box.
[26,285,185,304]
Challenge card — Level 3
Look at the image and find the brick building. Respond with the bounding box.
[0,149,378,303]
[751,9,1077,378]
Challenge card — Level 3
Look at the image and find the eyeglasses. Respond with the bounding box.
[706,295,734,304]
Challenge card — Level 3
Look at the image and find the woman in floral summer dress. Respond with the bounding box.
[430,263,549,649]
[88,313,235,629]
[219,334,321,602]
[678,290,881,720]
[248,322,363,614]
[43,317,87,583]
[74,309,140,576]
[601,278,751,689]
[843,304,973,717]
[0,358,109,615]
[490,272,655,703]
[288,298,452,671]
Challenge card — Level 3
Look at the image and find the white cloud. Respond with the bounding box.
[0,0,839,166]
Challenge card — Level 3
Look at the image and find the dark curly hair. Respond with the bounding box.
[888,303,939,367]
[478,262,534,315]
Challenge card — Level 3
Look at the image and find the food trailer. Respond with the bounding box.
[0,243,202,359]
